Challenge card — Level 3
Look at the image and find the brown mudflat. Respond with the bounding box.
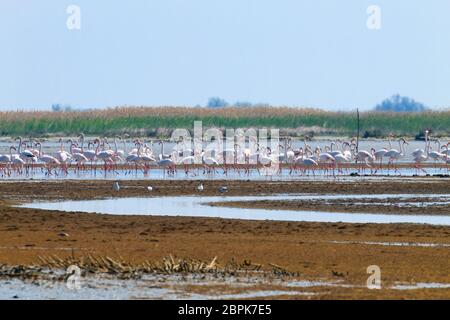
[0,178,449,299]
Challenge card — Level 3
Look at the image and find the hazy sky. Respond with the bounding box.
[1,0,449,110]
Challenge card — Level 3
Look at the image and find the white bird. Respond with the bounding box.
[139,154,157,164]
[113,137,125,158]
[327,142,343,158]
[40,154,61,165]
[355,150,374,162]
[158,158,175,167]
[55,138,72,164]
[429,140,446,162]
[68,138,83,154]
[19,149,36,161]
[318,152,335,163]
[72,152,88,164]
[429,149,445,161]
[301,157,319,176]
[354,150,375,174]
[147,186,153,191]
[0,153,11,164]
[413,153,429,174]
[197,183,204,192]
[113,181,120,192]
[302,158,318,166]
[384,138,408,172]
[35,143,60,172]
[179,156,195,165]
[83,141,98,162]
[56,150,71,163]
[157,140,171,160]
[258,155,272,166]
[11,156,25,167]
[83,149,97,161]
[14,137,35,162]
[412,130,429,159]
[372,148,388,169]
[203,156,219,166]
[334,153,350,163]
[373,148,388,160]
[126,153,140,163]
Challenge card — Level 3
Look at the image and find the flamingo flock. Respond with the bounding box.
[0,132,448,178]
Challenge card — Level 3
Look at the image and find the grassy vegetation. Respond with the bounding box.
[0,107,448,138]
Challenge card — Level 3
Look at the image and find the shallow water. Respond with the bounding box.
[2,167,446,181]
[1,273,448,299]
[20,194,450,226]
[328,240,450,248]
[392,282,450,290]
[1,138,447,181]
[0,274,317,300]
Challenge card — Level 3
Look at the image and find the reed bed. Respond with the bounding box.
[0,255,298,280]
[0,106,448,137]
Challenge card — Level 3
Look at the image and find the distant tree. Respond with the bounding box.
[52,103,73,112]
[375,94,427,112]
[52,103,62,112]
[207,97,229,108]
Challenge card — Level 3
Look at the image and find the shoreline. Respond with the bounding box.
[211,196,450,216]
[0,178,449,298]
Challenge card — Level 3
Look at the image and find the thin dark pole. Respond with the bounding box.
[356,108,360,154]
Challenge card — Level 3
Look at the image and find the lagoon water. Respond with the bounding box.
[21,194,450,226]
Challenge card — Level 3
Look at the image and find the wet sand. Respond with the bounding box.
[0,178,449,299]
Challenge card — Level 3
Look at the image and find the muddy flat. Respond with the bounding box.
[0,178,449,299]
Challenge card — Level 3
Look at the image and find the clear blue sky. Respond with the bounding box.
[1,0,449,111]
